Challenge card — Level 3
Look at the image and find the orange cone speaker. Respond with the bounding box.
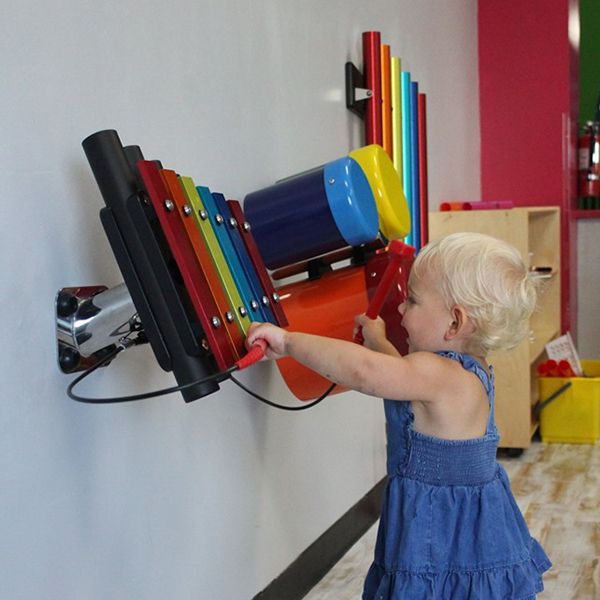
[275,245,413,400]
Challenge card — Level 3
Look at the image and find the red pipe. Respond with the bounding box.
[418,93,429,246]
[363,31,382,146]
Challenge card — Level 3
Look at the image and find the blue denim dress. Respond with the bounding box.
[362,351,551,599]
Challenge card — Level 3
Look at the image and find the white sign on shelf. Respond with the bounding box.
[545,332,583,376]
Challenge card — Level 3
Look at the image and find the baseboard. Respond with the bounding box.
[252,477,386,600]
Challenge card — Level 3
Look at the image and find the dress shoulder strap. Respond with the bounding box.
[436,350,496,432]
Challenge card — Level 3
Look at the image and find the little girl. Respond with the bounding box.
[246,232,551,599]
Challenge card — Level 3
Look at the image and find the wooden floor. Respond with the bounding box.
[304,441,600,599]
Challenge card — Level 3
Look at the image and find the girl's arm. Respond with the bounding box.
[246,322,460,402]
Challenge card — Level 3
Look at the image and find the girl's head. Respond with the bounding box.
[406,232,537,356]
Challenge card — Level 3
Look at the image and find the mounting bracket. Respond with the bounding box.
[345,61,372,118]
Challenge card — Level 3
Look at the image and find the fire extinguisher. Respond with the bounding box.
[578,121,600,208]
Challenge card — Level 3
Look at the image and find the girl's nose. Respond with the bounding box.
[398,301,406,316]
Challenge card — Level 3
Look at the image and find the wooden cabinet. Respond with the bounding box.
[428,207,561,449]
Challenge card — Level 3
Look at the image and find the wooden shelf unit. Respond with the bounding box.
[428,207,561,449]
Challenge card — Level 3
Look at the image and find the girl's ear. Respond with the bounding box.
[444,305,473,341]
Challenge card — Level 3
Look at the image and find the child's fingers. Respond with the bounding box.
[246,322,265,348]
[246,322,279,353]
[354,313,367,325]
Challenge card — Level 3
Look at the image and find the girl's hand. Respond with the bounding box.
[354,314,388,352]
[246,322,288,360]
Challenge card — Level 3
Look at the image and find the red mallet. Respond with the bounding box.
[354,240,415,345]
[235,339,268,371]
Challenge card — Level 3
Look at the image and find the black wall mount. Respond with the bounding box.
[345,61,372,118]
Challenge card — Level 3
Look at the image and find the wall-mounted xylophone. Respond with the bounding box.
[57,130,285,401]
[56,129,414,403]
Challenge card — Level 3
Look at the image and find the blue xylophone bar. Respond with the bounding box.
[211,192,277,325]
[197,186,266,323]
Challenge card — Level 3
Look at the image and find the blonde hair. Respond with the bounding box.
[411,232,537,355]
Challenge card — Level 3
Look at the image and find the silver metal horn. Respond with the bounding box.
[55,283,139,373]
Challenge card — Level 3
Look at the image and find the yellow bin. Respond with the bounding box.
[538,360,600,444]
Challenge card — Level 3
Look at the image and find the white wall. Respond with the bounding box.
[0,1,480,598]
[577,221,600,359]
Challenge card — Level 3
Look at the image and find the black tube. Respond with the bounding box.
[123,144,144,169]
[82,130,139,208]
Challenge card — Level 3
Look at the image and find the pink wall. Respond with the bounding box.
[478,0,579,333]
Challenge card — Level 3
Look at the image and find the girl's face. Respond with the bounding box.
[398,271,451,353]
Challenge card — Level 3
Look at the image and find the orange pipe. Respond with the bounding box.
[381,44,393,158]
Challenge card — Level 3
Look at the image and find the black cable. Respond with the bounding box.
[67,339,235,404]
[229,375,335,410]
[67,336,335,409]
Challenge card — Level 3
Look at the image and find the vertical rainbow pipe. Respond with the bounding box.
[363,31,382,146]
[418,93,429,247]
[410,81,420,249]
[381,44,393,158]
[401,71,412,245]
[391,57,402,180]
